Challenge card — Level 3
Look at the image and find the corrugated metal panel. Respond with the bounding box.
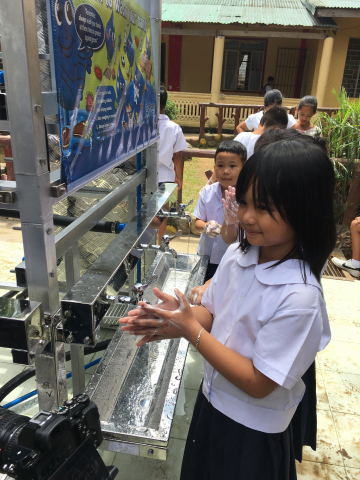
[162,0,338,27]
[307,0,360,8]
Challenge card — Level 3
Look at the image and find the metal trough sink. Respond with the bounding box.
[85,252,209,460]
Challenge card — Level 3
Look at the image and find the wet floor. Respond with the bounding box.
[0,220,359,478]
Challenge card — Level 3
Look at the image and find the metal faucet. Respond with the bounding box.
[139,230,182,258]
[131,275,158,304]
[158,199,193,223]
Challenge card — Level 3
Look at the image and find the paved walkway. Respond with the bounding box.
[0,220,359,479]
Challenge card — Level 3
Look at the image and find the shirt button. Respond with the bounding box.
[226,326,230,331]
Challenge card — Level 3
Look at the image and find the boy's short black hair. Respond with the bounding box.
[160,86,167,109]
[298,95,317,113]
[260,105,288,129]
[264,89,283,107]
[215,140,247,165]
[254,129,327,155]
[267,76,275,82]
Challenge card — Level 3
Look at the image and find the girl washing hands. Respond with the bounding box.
[120,136,336,479]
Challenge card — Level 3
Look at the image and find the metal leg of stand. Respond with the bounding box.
[70,345,85,396]
[35,342,68,411]
[65,243,85,396]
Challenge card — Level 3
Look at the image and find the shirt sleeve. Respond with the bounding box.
[287,114,297,128]
[245,114,257,131]
[253,303,324,390]
[173,125,189,154]
[193,190,208,222]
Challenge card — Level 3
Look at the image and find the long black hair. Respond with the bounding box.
[236,136,336,282]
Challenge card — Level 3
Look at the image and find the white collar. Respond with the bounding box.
[237,246,320,289]
[160,114,168,120]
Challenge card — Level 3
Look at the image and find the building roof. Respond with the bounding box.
[303,0,360,15]
[162,0,338,28]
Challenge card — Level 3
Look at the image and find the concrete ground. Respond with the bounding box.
[1,219,360,479]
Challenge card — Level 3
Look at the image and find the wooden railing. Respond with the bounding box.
[198,102,340,138]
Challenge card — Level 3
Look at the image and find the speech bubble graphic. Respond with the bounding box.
[75,4,104,51]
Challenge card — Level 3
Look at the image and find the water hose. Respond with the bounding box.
[0,339,111,403]
[1,357,101,409]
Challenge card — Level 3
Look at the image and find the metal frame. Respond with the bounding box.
[0,0,162,412]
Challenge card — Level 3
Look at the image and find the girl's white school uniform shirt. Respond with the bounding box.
[201,244,331,434]
[245,111,296,131]
[233,132,259,159]
[193,182,230,264]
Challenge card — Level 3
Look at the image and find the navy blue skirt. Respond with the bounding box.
[180,387,297,480]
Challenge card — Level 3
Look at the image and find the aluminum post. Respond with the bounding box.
[0,0,66,410]
[65,242,85,395]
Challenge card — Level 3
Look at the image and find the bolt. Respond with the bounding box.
[39,158,46,166]
[42,382,50,389]
[64,310,71,317]
[49,270,55,278]
[66,333,74,343]
[33,330,40,336]
[46,228,52,235]
[147,449,154,457]
[83,336,91,345]
[39,339,45,346]
[34,104,42,113]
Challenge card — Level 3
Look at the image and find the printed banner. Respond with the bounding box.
[50,0,158,190]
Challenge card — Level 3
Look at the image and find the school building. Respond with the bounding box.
[160,0,360,128]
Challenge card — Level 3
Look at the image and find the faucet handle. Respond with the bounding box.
[179,199,193,213]
[132,274,158,295]
[161,230,183,246]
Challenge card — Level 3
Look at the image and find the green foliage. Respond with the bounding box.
[164,96,179,120]
[314,88,360,223]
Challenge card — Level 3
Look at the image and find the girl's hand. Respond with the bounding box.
[187,284,208,305]
[204,220,222,238]
[119,288,199,347]
[222,187,239,225]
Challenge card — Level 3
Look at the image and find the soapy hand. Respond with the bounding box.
[222,186,239,225]
[120,288,198,347]
[187,284,208,305]
[204,220,221,238]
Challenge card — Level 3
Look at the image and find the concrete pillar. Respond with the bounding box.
[315,35,334,107]
[209,36,225,127]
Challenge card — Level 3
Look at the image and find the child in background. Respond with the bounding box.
[234,105,288,159]
[120,135,336,479]
[236,89,296,134]
[194,141,247,281]
[332,217,360,278]
[260,75,275,96]
[292,95,320,136]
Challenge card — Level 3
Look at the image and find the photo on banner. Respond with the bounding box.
[50,0,158,191]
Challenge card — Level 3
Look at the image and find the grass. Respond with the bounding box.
[182,157,215,213]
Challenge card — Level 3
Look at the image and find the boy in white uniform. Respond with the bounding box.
[158,86,188,187]
[157,86,188,239]
[236,89,296,134]
[193,141,246,281]
[234,105,288,160]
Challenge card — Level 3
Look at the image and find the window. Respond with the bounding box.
[342,38,360,98]
[221,39,266,93]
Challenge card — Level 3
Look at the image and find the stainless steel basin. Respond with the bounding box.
[85,252,209,460]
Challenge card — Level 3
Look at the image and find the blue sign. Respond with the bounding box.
[50,0,158,191]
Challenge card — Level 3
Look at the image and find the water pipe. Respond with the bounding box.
[1,357,101,409]
[136,152,142,283]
